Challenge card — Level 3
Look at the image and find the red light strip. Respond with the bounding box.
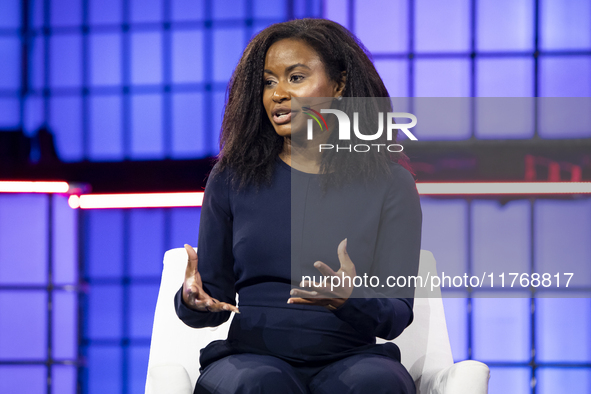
[0,181,70,194]
[66,182,591,209]
[4,181,587,208]
[416,182,591,195]
[68,192,205,209]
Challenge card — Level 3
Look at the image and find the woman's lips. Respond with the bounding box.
[273,111,292,125]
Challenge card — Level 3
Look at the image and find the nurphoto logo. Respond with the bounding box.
[304,108,418,153]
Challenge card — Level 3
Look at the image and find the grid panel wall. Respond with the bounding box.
[325,0,591,140]
[6,0,322,162]
[4,0,590,158]
[0,194,79,394]
[420,198,591,393]
[80,207,202,393]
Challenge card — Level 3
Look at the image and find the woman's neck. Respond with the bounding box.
[280,137,324,174]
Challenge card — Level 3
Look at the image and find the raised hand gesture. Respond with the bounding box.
[182,244,239,313]
[287,238,355,310]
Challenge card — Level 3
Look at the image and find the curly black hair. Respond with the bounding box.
[214,18,410,192]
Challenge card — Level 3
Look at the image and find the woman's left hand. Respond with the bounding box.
[287,238,356,310]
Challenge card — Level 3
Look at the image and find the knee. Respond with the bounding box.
[233,365,296,393]
[345,367,413,394]
[196,355,305,394]
[310,356,415,394]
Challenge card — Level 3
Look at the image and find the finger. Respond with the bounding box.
[313,261,338,278]
[184,244,198,271]
[290,288,319,298]
[293,285,342,299]
[287,297,320,305]
[220,303,240,314]
[337,238,355,274]
[287,297,340,310]
[299,278,322,288]
[211,302,240,314]
[185,295,209,312]
[288,298,342,312]
[202,299,240,314]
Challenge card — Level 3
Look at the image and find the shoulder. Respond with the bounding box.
[385,161,418,194]
[208,161,231,181]
[387,161,415,181]
[202,162,236,215]
[380,161,421,215]
[206,161,237,192]
[374,162,422,225]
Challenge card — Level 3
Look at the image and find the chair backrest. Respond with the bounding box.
[386,250,455,393]
[146,248,454,393]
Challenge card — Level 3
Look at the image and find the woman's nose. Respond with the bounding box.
[272,82,290,102]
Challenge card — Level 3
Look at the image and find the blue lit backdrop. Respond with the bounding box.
[0,0,590,393]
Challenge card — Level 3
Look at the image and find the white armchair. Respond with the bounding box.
[145,248,490,394]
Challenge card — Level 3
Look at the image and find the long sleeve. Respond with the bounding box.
[174,165,236,328]
[332,164,422,340]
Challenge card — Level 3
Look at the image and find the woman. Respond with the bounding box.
[175,18,422,394]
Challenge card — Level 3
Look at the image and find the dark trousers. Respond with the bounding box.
[194,353,415,394]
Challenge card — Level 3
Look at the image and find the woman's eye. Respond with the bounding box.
[290,75,304,82]
[264,80,275,87]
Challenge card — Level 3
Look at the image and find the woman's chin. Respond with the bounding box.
[273,124,292,137]
[274,122,314,144]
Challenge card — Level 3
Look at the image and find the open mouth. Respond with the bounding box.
[273,110,292,125]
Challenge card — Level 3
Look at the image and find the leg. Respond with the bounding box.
[195,353,308,394]
[308,354,415,394]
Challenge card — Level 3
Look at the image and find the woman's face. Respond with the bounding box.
[262,38,343,138]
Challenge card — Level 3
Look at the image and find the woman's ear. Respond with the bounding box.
[334,71,347,97]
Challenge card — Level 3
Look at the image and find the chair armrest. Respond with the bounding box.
[146,364,193,394]
[427,360,490,394]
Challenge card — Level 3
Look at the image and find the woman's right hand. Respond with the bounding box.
[182,244,239,313]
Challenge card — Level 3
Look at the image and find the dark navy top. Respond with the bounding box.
[175,155,422,369]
